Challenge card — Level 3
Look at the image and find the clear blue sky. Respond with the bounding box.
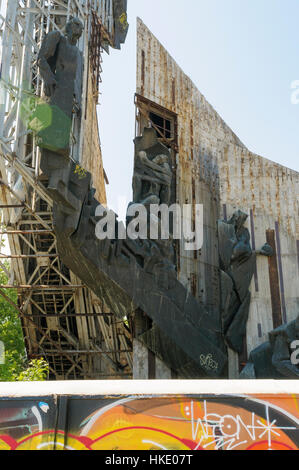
[99,0,299,219]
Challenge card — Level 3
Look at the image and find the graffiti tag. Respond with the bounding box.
[119,13,128,30]
[74,164,87,179]
[188,400,297,450]
[199,354,218,371]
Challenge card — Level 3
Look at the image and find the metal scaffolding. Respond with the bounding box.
[0,0,132,379]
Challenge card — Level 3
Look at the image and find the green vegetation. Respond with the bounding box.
[0,261,49,381]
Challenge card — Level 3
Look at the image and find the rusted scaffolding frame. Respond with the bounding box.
[0,0,133,380]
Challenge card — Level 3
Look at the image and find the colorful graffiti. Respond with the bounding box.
[0,394,298,450]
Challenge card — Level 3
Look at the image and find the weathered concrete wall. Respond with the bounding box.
[136,19,299,374]
[81,64,107,205]
[136,18,226,330]
[220,147,299,354]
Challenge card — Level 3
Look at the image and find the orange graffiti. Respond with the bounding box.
[0,395,298,450]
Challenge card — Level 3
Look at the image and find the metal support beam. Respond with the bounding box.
[0,0,132,381]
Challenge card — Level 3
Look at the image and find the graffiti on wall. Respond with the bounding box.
[0,395,298,450]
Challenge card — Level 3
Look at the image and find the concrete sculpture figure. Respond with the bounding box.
[218,210,273,353]
[32,17,85,210]
[240,315,299,378]
[133,130,172,206]
[127,128,176,290]
[32,17,84,156]
[32,17,282,380]
[33,64,227,382]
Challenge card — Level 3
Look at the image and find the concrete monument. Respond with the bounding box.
[240,315,299,378]
[218,210,273,353]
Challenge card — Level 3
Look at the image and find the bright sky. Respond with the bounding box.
[99,0,299,220]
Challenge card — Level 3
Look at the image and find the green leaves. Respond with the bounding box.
[16,359,49,382]
[0,261,24,381]
[0,261,49,381]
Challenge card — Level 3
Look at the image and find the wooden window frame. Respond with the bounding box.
[135,94,178,152]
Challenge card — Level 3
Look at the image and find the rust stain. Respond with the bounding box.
[266,229,283,329]
[190,272,197,297]
[172,78,176,106]
[190,119,194,161]
[141,49,145,95]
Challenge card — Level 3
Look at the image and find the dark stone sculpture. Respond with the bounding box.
[32,15,283,379]
[34,103,227,378]
[218,211,273,353]
[240,315,299,378]
[31,17,85,211]
[133,128,172,206]
[31,17,83,156]
[127,128,176,290]
[30,15,228,379]
[53,193,228,377]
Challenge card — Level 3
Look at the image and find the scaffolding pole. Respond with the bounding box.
[0,0,133,380]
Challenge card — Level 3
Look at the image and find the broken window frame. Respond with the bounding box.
[134,93,178,152]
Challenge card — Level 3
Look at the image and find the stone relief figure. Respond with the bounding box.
[240,315,299,378]
[30,24,229,376]
[218,210,273,353]
[126,128,176,290]
[131,128,172,225]
[30,17,84,156]
[30,17,86,212]
[133,150,172,206]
